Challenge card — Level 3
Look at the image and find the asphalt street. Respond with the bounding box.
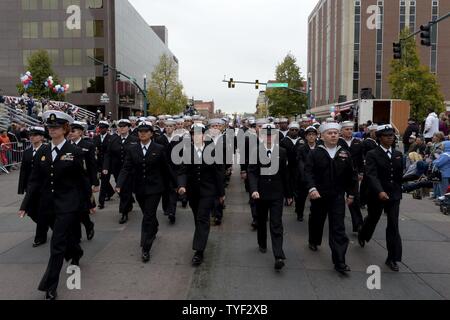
[1,166,450,300]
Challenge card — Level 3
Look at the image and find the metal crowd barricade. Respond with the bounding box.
[0,141,31,174]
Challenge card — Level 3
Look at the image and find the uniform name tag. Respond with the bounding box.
[61,153,74,161]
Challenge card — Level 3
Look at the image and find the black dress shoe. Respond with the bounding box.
[98,204,105,210]
[142,251,150,263]
[214,218,222,226]
[192,252,204,266]
[105,196,111,202]
[182,201,188,208]
[309,243,318,252]
[259,246,267,254]
[335,263,351,274]
[32,240,46,248]
[119,214,128,225]
[357,227,365,248]
[297,216,304,222]
[45,290,57,300]
[168,215,176,225]
[251,221,258,230]
[386,260,400,272]
[274,259,285,271]
[86,225,95,241]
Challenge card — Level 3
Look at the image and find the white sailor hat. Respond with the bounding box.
[312,122,321,128]
[147,116,157,122]
[175,118,185,123]
[288,122,300,130]
[279,118,289,123]
[273,118,280,124]
[341,121,355,129]
[138,117,147,123]
[71,121,88,131]
[248,119,256,125]
[157,115,166,121]
[256,118,268,126]
[128,116,137,121]
[367,123,378,131]
[261,123,277,130]
[301,117,309,122]
[43,111,74,127]
[190,123,207,133]
[29,126,46,135]
[208,118,223,126]
[165,119,176,126]
[183,116,192,121]
[319,122,342,134]
[117,119,131,127]
[98,121,110,128]
[192,115,201,120]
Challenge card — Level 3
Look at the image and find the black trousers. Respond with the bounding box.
[162,189,177,216]
[113,172,134,215]
[38,211,83,293]
[189,196,216,252]
[98,172,114,206]
[295,187,309,219]
[360,198,402,262]
[34,210,51,243]
[256,198,286,260]
[212,197,224,220]
[80,210,94,234]
[309,195,349,265]
[249,195,257,221]
[136,194,162,252]
[348,191,363,232]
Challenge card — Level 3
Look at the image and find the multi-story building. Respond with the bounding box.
[0,0,178,119]
[194,100,215,118]
[307,0,450,111]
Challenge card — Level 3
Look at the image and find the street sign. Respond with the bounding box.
[267,83,289,88]
[100,93,110,104]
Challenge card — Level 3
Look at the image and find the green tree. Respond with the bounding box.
[148,54,188,115]
[389,29,445,121]
[266,53,307,117]
[17,50,62,100]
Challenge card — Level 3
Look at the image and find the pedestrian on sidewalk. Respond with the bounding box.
[358,124,404,272]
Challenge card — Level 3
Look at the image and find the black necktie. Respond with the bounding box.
[52,147,60,161]
[267,150,272,158]
[122,138,126,144]
[32,149,37,157]
[143,146,147,155]
[386,150,391,158]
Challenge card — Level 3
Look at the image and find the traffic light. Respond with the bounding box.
[255,80,259,90]
[228,78,235,89]
[393,42,402,60]
[420,23,432,47]
[103,64,109,77]
[116,71,121,82]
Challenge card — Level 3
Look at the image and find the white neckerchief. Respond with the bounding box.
[264,144,275,159]
[165,133,174,143]
[280,130,289,137]
[286,136,300,145]
[324,145,338,158]
[51,140,66,161]
[141,141,151,156]
[308,143,316,150]
[344,137,354,148]
[194,144,205,158]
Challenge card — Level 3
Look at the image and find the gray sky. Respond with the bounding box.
[128,0,318,115]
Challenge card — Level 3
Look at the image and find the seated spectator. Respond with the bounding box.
[404,152,424,181]
[433,141,450,198]
[408,136,427,157]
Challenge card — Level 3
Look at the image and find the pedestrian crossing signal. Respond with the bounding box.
[228,78,235,89]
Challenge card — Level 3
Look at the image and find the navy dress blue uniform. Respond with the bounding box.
[248,142,292,262]
[338,137,364,231]
[239,131,258,227]
[359,143,404,267]
[103,133,139,220]
[93,132,115,207]
[20,140,86,296]
[295,142,316,220]
[304,145,358,269]
[178,141,226,255]
[360,137,379,206]
[117,138,177,257]
[18,142,49,243]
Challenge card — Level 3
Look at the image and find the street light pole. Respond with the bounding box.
[307,72,312,111]
[143,75,148,117]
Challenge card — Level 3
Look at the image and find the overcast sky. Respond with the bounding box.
[128,0,319,115]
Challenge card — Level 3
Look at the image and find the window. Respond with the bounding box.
[23,50,38,66]
[375,0,384,98]
[64,49,82,66]
[63,0,80,9]
[65,78,83,94]
[430,0,439,73]
[22,22,38,39]
[86,48,105,65]
[46,49,59,65]
[43,21,59,38]
[409,0,416,32]
[22,0,37,10]
[353,0,361,99]
[86,0,103,8]
[42,0,58,9]
[399,0,406,32]
[87,77,105,93]
[86,20,104,37]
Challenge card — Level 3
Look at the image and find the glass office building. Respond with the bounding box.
[0,0,178,119]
